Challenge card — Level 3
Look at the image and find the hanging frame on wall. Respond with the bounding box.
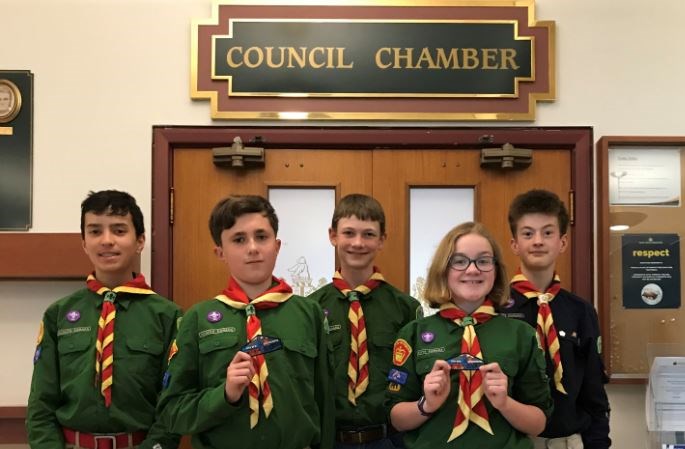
[0,70,33,231]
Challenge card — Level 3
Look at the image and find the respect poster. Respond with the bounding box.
[622,234,680,309]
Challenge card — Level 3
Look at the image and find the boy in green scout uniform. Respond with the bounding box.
[157,195,334,449]
[308,193,421,448]
[387,222,552,449]
[504,190,610,449]
[27,190,182,449]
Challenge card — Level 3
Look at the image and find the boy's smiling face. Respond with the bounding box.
[329,215,385,273]
[510,213,568,272]
[215,212,281,295]
[82,211,143,285]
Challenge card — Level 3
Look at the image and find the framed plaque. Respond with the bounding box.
[0,70,33,230]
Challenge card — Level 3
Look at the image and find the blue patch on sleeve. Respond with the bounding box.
[162,371,171,389]
[387,368,408,385]
[33,346,42,364]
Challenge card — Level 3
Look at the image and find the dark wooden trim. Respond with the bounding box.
[0,406,27,444]
[0,233,90,279]
[152,126,593,303]
[596,136,685,379]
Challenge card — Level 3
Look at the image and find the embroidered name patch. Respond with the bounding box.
[416,347,446,357]
[198,327,236,338]
[57,326,92,337]
[393,338,412,366]
[328,324,342,332]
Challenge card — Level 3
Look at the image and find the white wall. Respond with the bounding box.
[2,0,683,443]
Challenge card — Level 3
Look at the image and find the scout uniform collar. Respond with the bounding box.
[85,272,155,407]
[439,299,497,441]
[332,267,385,405]
[215,276,293,428]
[510,270,567,394]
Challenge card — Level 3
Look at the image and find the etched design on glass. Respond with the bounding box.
[287,256,327,296]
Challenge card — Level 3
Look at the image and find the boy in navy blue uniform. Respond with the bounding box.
[504,189,610,449]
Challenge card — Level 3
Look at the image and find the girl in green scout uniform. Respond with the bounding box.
[157,195,334,449]
[308,193,421,449]
[26,190,181,449]
[386,222,553,449]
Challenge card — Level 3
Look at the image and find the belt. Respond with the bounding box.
[63,428,147,449]
[336,425,387,444]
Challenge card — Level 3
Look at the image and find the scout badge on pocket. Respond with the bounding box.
[241,335,283,357]
[447,353,485,371]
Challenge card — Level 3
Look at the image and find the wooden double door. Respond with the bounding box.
[152,127,592,314]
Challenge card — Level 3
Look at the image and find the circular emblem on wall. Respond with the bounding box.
[0,79,22,124]
[641,283,663,306]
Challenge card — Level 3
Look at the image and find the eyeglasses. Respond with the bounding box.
[448,255,496,272]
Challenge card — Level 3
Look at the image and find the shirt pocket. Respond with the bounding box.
[198,333,240,383]
[280,338,318,382]
[58,334,92,377]
[125,336,165,375]
[369,331,395,369]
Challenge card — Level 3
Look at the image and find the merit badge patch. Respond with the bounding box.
[65,310,80,322]
[241,335,283,357]
[393,338,412,366]
[387,368,409,385]
[447,353,485,371]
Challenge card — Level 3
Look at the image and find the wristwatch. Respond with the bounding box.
[417,395,433,417]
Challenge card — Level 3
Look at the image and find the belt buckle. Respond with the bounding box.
[94,435,117,449]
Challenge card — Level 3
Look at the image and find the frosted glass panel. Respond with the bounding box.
[269,188,335,296]
[410,188,474,316]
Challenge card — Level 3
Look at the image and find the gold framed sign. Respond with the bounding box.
[191,0,556,121]
[0,79,22,124]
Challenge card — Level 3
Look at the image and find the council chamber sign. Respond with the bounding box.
[622,234,681,309]
[191,0,555,121]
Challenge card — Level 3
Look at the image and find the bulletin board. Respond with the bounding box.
[597,136,685,382]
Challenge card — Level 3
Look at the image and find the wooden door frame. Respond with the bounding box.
[151,126,593,301]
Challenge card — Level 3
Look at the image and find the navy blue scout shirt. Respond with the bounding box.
[502,288,611,449]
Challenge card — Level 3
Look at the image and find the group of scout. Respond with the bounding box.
[26,188,610,449]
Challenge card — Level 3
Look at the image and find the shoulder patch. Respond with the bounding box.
[415,305,424,320]
[176,316,183,330]
[597,336,602,355]
[393,338,412,366]
[36,320,44,346]
[167,339,178,365]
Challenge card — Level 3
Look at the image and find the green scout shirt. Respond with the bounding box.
[157,294,335,449]
[27,287,182,449]
[308,282,421,429]
[386,314,553,449]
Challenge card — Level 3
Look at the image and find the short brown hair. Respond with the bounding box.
[208,195,278,246]
[423,222,508,308]
[508,189,569,236]
[331,194,385,234]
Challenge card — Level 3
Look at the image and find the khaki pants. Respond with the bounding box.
[533,433,583,449]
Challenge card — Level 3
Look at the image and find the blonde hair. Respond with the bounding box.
[423,222,508,308]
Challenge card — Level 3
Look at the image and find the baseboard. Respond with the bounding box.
[0,406,27,444]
